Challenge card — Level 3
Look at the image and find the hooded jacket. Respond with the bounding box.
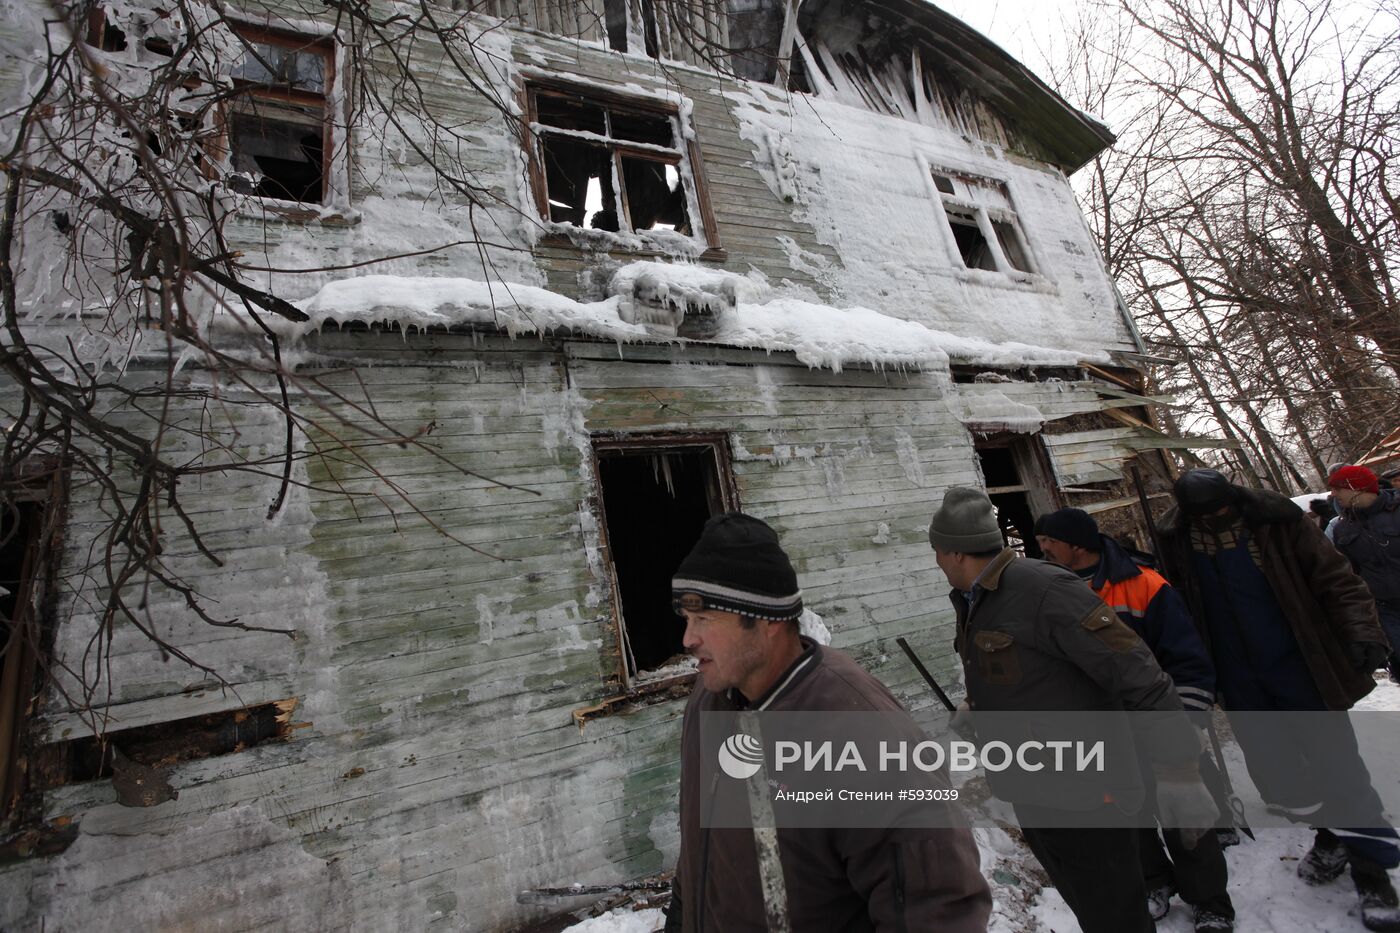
[1089,535,1215,712]
[1157,486,1383,710]
[673,642,991,933]
[1333,488,1400,605]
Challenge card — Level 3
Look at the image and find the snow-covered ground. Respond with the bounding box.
[564,679,1400,932]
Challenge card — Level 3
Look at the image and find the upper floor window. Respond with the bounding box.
[524,83,719,251]
[225,29,336,206]
[87,12,342,212]
[932,171,1036,276]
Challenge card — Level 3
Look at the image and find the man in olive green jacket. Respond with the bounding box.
[929,486,1215,933]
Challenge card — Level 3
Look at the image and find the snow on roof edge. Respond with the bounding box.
[289,270,1106,373]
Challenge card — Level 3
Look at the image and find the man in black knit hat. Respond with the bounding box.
[664,512,991,933]
[1034,506,1234,931]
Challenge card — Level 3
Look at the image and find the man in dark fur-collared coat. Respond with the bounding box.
[1157,469,1399,932]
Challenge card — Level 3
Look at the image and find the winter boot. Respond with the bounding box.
[1216,827,1241,848]
[1299,829,1350,885]
[1147,884,1174,921]
[1193,906,1234,932]
[1352,858,1400,932]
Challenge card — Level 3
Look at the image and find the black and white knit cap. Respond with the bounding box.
[672,513,803,621]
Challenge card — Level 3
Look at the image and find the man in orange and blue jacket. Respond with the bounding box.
[1036,507,1234,933]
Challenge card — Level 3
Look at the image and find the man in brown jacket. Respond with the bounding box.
[928,486,1217,933]
[665,513,992,932]
[1158,469,1400,932]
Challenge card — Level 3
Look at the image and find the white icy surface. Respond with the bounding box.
[294,264,1096,372]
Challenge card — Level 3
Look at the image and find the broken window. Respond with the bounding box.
[225,28,335,205]
[528,84,716,245]
[592,435,737,688]
[0,464,62,823]
[932,171,1037,276]
[974,435,1061,559]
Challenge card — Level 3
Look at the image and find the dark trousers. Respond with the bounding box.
[1379,604,1400,678]
[1137,749,1235,917]
[1230,710,1400,868]
[1139,827,1234,917]
[1016,806,1154,933]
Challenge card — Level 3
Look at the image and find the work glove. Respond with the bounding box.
[1347,641,1390,673]
[1153,759,1219,850]
[950,700,977,742]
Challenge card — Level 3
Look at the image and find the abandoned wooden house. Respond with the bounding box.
[0,0,1221,928]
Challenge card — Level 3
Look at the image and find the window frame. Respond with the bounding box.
[219,24,343,216]
[0,458,66,828]
[522,79,723,257]
[84,13,350,222]
[925,165,1040,280]
[588,431,738,699]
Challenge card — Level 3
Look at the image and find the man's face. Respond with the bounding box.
[1332,486,1367,509]
[934,546,971,592]
[1035,535,1076,569]
[681,607,768,694]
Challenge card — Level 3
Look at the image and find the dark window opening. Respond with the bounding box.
[993,219,1032,273]
[0,501,42,819]
[621,157,690,233]
[228,108,326,203]
[976,445,1041,559]
[932,173,955,196]
[1,466,63,825]
[32,701,296,793]
[92,15,128,51]
[594,438,735,682]
[225,28,334,206]
[726,0,784,83]
[604,0,630,51]
[786,45,812,93]
[541,136,617,229]
[527,85,712,244]
[639,0,659,58]
[601,0,659,56]
[610,110,673,147]
[537,94,607,135]
[947,210,996,271]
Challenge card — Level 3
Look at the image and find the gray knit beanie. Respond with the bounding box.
[928,487,1005,553]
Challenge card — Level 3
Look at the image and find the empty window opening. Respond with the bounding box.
[1,468,63,824]
[727,0,785,82]
[973,435,1061,559]
[932,171,1036,276]
[226,29,334,205]
[993,220,1032,273]
[602,0,659,56]
[1,501,44,819]
[32,701,297,793]
[946,209,996,271]
[528,84,713,242]
[604,0,630,51]
[594,437,736,685]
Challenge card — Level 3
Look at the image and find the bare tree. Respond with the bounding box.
[1053,0,1399,488]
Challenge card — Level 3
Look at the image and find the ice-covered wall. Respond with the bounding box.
[0,3,1139,929]
[725,83,1132,357]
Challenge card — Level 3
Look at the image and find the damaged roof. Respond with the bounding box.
[802,0,1116,172]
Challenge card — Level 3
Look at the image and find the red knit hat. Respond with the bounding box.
[1329,465,1379,494]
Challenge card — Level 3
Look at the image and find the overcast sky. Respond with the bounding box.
[932,0,1072,76]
